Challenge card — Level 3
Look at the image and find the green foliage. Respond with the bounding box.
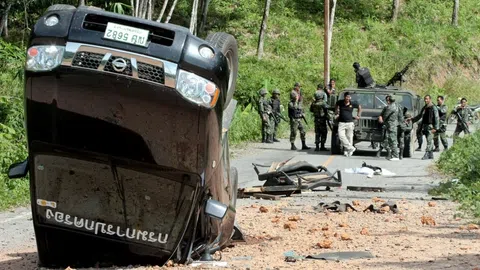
[432,131,480,217]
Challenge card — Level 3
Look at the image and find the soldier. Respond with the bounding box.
[433,95,448,151]
[316,83,328,101]
[406,95,439,160]
[415,120,424,151]
[397,105,406,160]
[310,91,330,151]
[288,91,310,150]
[292,82,303,104]
[270,89,282,142]
[378,95,400,161]
[452,97,474,143]
[353,62,375,88]
[258,88,274,143]
[403,111,414,155]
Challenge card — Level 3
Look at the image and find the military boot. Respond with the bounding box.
[261,133,266,143]
[433,146,440,152]
[320,143,328,151]
[415,144,422,151]
[429,151,434,159]
[265,134,273,143]
[421,152,429,160]
[301,141,311,150]
[273,135,280,142]
[291,143,297,150]
[399,148,404,160]
[385,149,391,160]
[376,147,383,158]
[314,143,320,151]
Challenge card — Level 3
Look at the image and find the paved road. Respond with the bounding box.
[0,123,468,261]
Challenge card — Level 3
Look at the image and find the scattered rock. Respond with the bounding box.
[467,224,479,230]
[288,216,301,222]
[360,228,369,235]
[428,201,437,207]
[284,222,297,231]
[259,206,269,213]
[421,216,436,226]
[352,200,361,206]
[316,240,333,249]
[339,223,349,228]
[372,197,385,203]
[341,233,352,241]
[322,226,329,231]
[271,217,281,223]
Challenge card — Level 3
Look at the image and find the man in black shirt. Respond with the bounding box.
[335,92,362,156]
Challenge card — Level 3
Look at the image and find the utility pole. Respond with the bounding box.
[324,0,330,87]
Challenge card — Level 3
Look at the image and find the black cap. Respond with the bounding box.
[353,62,360,68]
[317,84,323,88]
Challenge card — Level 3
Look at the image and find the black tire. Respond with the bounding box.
[46,4,76,11]
[331,129,342,155]
[403,128,415,158]
[205,32,238,110]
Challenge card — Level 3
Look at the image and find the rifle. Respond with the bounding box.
[386,60,414,87]
[273,112,288,122]
[301,115,308,126]
[453,109,470,134]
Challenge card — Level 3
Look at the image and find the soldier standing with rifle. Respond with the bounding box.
[433,96,449,151]
[406,95,439,160]
[452,97,474,143]
[396,105,407,160]
[378,95,400,161]
[258,88,274,143]
[270,89,284,142]
[288,91,310,150]
[310,91,330,151]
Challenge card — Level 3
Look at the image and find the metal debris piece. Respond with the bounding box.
[314,201,358,212]
[347,186,386,192]
[363,203,399,213]
[306,251,375,261]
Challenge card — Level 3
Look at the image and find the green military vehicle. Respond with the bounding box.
[329,62,425,158]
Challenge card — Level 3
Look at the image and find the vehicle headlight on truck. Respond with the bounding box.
[176,69,220,108]
[26,45,65,71]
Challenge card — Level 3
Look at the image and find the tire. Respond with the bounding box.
[331,128,342,155]
[46,4,76,11]
[205,32,238,110]
[403,128,415,158]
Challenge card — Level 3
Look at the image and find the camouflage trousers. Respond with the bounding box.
[453,124,469,143]
[273,118,280,138]
[383,125,399,158]
[416,123,423,147]
[434,123,448,148]
[397,126,406,149]
[314,119,328,145]
[290,118,306,143]
[261,114,274,136]
[421,124,435,152]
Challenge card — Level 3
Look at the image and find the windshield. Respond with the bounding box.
[350,93,413,110]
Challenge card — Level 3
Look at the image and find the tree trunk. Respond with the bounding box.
[0,3,11,38]
[131,0,135,15]
[198,0,210,35]
[391,0,400,22]
[328,0,336,51]
[135,0,140,17]
[156,0,169,22]
[189,0,199,35]
[165,0,178,23]
[147,0,152,20]
[78,0,85,6]
[257,0,271,60]
[452,0,459,26]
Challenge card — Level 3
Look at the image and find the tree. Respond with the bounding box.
[452,0,459,26]
[391,0,400,22]
[328,0,337,51]
[156,0,168,22]
[165,0,178,23]
[78,0,86,6]
[0,3,12,38]
[257,0,271,59]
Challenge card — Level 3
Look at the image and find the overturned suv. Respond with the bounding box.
[8,4,242,268]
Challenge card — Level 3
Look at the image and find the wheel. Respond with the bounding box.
[330,128,342,155]
[46,4,76,11]
[205,32,238,110]
[403,128,415,158]
[230,166,238,208]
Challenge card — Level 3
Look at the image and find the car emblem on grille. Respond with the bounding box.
[112,58,127,72]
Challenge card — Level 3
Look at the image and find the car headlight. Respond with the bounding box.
[176,70,220,108]
[26,45,65,72]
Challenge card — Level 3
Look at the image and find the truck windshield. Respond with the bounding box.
[350,93,413,110]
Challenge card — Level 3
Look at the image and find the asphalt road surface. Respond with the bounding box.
[0,123,470,268]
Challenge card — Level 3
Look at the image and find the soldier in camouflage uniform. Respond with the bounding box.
[433,96,448,151]
[258,88,274,143]
[310,91,330,151]
[270,89,282,142]
[378,95,399,161]
[396,104,406,160]
[452,97,474,143]
[403,112,414,155]
[288,91,310,150]
[407,95,440,160]
[415,120,424,151]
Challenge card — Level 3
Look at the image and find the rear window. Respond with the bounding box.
[349,92,413,110]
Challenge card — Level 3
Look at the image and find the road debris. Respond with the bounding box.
[305,251,375,261]
[315,201,358,212]
[259,206,269,213]
[316,240,333,249]
[428,201,437,207]
[421,216,437,226]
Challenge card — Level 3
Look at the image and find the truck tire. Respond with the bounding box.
[331,129,342,155]
[205,32,238,110]
[403,128,415,158]
[46,4,76,11]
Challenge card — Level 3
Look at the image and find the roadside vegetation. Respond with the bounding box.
[0,0,479,209]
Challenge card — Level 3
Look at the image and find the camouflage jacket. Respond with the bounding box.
[396,104,405,129]
[310,100,329,120]
[258,96,272,115]
[380,102,398,128]
[454,106,474,125]
[288,101,303,119]
[437,104,448,125]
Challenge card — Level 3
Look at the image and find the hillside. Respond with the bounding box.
[0,0,479,209]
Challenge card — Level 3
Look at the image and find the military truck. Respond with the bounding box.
[330,63,425,158]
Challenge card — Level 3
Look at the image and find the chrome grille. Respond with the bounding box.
[138,62,165,84]
[72,52,103,69]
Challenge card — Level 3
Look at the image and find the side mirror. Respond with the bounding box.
[8,159,29,179]
[205,199,228,220]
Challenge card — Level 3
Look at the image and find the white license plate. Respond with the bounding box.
[103,22,150,47]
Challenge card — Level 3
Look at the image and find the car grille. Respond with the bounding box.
[361,118,379,129]
[71,51,165,84]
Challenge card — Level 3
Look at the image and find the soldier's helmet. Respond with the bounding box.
[259,88,267,95]
[272,89,280,95]
[314,91,324,100]
[294,82,301,87]
[290,91,298,100]
[353,62,360,69]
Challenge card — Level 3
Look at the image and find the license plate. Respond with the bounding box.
[103,22,150,47]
